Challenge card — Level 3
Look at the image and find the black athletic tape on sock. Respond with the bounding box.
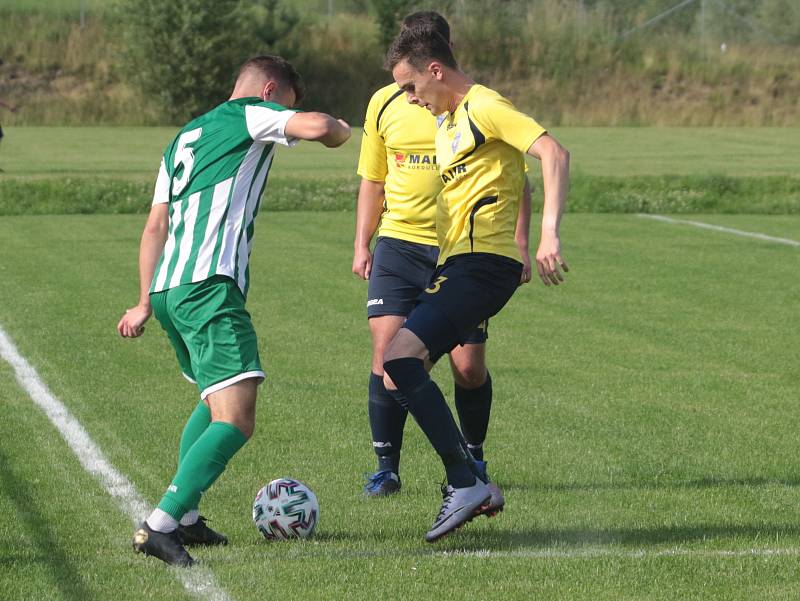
[368,372,395,404]
[386,388,410,410]
[383,357,429,398]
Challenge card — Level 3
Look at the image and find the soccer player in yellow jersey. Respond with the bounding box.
[382,28,570,541]
[354,12,531,503]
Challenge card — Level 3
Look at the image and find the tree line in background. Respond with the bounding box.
[0,0,798,126]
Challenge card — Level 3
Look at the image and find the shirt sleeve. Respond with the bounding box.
[245,105,299,147]
[356,92,388,182]
[470,95,546,154]
[151,158,170,205]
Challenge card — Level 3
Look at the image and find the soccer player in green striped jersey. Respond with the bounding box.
[118,55,350,567]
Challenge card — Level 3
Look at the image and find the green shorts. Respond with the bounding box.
[150,275,264,399]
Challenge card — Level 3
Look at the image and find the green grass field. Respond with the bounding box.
[1,211,799,600]
[3,126,800,179]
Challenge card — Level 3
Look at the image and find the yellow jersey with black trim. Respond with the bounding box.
[357,83,441,246]
[435,84,546,264]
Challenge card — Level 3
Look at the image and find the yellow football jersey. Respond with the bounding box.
[435,84,546,264]
[357,83,442,246]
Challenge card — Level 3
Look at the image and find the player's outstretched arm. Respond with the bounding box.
[527,134,570,286]
[285,113,351,147]
[117,203,169,338]
[352,179,385,279]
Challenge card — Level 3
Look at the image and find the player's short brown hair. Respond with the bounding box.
[238,55,305,104]
[385,27,458,72]
[401,11,450,44]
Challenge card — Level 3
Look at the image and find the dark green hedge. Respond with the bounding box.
[1,176,797,216]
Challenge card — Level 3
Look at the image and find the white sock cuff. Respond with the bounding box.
[146,508,179,533]
[180,510,200,526]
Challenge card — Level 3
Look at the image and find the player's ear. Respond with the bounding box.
[261,81,276,101]
[429,62,444,80]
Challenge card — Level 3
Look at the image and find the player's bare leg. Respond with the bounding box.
[206,378,258,439]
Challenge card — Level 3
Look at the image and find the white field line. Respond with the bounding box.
[637,214,800,247]
[441,547,800,560]
[0,325,233,601]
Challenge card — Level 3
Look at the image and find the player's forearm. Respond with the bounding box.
[354,179,385,250]
[287,113,351,147]
[319,118,352,148]
[538,144,569,235]
[136,227,167,307]
[515,177,532,250]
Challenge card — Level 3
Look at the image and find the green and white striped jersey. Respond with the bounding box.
[150,97,297,298]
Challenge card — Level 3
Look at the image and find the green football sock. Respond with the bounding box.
[179,401,211,465]
[157,421,248,520]
[177,401,212,513]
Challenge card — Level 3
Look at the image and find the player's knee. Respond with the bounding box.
[240,420,255,440]
[370,316,405,363]
[383,357,428,395]
[453,363,488,389]
[232,412,256,439]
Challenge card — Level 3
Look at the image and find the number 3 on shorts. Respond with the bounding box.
[425,276,448,294]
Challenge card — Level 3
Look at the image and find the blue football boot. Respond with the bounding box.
[364,469,401,497]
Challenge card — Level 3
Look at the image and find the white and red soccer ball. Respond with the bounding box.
[252,478,319,540]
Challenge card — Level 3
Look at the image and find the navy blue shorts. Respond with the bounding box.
[404,253,522,362]
[367,237,488,344]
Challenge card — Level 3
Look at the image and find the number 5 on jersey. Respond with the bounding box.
[172,127,203,196]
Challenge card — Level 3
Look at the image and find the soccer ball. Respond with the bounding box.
[252,478,319,540]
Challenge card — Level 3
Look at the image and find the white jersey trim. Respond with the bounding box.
[152,159,170,205]
[245,105,298,147]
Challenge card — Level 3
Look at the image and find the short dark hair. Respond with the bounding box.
[401,11,450,44]
[238,55,305,104]
[385,28,458,72]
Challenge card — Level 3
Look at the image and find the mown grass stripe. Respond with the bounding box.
[0,324,234,601]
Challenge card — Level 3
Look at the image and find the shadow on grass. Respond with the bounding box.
[447,522,800,551]
[501,476,800,494]
[0,449,91,601]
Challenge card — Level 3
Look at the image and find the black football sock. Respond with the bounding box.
[368,372,406,474]
[454,371,492,462]
[383,357,475,488]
